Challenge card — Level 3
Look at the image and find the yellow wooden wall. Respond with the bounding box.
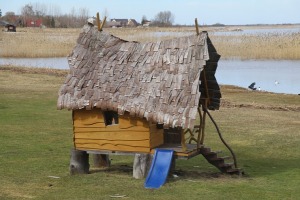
[72,109,164,153]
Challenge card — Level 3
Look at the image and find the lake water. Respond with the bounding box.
[146,26,300,37]
[0,57,299,95]
[0,57,69,70]
[216,59,300,95]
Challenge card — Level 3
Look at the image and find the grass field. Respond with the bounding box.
[1,25,300,60]
[0,66,299,199]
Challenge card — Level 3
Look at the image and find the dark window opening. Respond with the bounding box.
[164,127,182,144]
[103,111,119,126]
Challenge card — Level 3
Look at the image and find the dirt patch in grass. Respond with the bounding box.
[1,184,36,199]
[221,99,300,112]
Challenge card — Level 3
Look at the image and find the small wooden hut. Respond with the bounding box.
[0,20,16,32]
[5,24,16,32]
[58,23,241,175]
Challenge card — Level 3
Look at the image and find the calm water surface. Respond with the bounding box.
[0,57,68,69]
[1,57,299,94]
[217,59,300,95]
[142,26,300,37]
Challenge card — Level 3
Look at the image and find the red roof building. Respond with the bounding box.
[26,19,42,27]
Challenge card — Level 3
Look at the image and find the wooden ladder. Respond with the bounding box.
[200,146,244,175]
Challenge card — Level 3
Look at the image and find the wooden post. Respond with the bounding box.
[202,69,210,107]
[92,154,111,168]
[69,149,89,175]
[133,153,152,179]
[181,129,187,152]
[197,107,203,148]
[169,157,176,176]
[96,12,101,31]
[99,16,107,31]
[200,111,207,145]
[195,18,199,35]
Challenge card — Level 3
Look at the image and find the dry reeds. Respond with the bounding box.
[1,25,300,60]
[210,31,300,60]
[0,27,79,58]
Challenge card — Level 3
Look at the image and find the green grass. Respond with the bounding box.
[0,67,299,199]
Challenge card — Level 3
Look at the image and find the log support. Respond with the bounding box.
[69,149,90,175]
[133,153,152,179]
[133,153,176,179]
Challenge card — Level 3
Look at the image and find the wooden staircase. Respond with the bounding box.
[200,146,243,175]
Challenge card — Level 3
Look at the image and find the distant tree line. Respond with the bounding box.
[1,3,176,28]
[151,11,175,27]
[1,3,89,28]
[140,11,175,27]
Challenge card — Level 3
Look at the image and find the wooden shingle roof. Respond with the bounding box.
[57,24,220,129]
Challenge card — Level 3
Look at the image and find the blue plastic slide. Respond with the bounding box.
[144,149,174,189]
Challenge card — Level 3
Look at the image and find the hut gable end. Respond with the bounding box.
[58,24,221,129]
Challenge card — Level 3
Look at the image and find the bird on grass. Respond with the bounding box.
[248,82,256,90]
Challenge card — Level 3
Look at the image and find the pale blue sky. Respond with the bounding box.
[0,0,299,25]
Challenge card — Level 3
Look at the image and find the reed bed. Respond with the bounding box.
[0,28,79,58]
[210,32,300,60]
[1,25,300,60]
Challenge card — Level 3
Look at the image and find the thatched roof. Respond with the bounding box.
[57,24,221,129]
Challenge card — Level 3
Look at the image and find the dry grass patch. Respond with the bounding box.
[0,28,79,58]
[0,183,37,199]
[211,32,300,60]
[0,65,68,77]
[1,25,300,60]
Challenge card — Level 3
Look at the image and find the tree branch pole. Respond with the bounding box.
[96,12,101,31]
[99,16,107,31]
[195,18,199,35]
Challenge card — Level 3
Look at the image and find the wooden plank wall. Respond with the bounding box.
[73,109,163,153]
